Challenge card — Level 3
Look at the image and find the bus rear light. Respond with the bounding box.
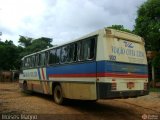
[144,83,147,90]
[111,83,117,90]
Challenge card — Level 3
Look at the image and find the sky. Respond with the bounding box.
[0,0,147,46]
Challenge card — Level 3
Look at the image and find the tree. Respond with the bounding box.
[152,53,160,67]
[134,0,160,51]
[0,40,21,70]
[0,36,53,70]
[18,36,53,56]
[107,25,133,33]
[27,37,53,53]
[18,36,32,47]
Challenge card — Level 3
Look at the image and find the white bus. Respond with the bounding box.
[19,28,149,104]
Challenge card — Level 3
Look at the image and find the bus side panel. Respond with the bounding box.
[61,82,97,100]
[47,62,97,100]
[19,68,52,95]
[19,79,52,94]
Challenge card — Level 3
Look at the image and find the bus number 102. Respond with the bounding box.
[109,55,116,61]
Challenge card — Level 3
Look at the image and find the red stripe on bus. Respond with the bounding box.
[97,73,148,78]
[49,73,96,77]
[48,73,148,78]
[41,68,45,80]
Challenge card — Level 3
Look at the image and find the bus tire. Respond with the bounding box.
[53,85,64,105]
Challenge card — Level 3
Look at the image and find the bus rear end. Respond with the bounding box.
[96,28,149,99]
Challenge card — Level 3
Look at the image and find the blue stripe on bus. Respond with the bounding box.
[97,61,148,74]
[46,61,148,75]
[47,62,97,75]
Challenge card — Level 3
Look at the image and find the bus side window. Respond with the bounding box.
[40,52,46,66]
[24,58,27,68]
[26,57,31,68]
[35,54,40,67]
[77,42,83,61]
[83,40,88,60]
[56,48,61,64]
[22,60,24,69]
[67,45,71,62]
[73,43,77,61]
[45,51,49,66]
[61,46,68,63]
[23,59,25,68]
[49,49,56,65]
[68,43,77,62]
[31,55,36,67]
[88,38,96,59]
[82,37,96,60]
[25,58,28,67]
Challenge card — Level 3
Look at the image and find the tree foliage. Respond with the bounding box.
[18,36,53,56]
[152,53,160,67]
[108,25,133,33]
[18,36,32,47]
[134,0,160,51]
[0,40,21,70]
[0,36,53,70]
[30,37,53,52]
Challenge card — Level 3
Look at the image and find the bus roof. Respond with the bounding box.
[106,28,144,43]
[22,27,144,59]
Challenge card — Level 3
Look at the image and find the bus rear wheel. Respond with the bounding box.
[53,85,64,105]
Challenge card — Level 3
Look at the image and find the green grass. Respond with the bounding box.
[149,87,160,92]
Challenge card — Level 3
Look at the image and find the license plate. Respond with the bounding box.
[127,82,134,89]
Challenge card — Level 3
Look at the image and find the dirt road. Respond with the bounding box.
[0,82,160,120]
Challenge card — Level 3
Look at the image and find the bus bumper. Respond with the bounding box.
[97,83,149,99]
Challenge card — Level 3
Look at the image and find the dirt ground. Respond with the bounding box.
[0,82,160,120]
